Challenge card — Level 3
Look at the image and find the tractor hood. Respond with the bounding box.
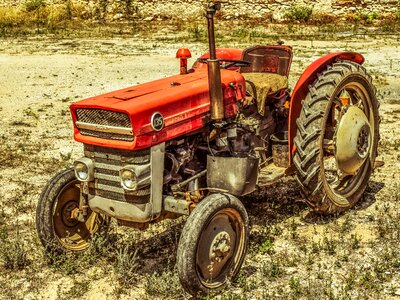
[70,68,245,150]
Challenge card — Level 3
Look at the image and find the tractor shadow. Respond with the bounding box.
[303,180,385,225]
[115,221,184,275]
[242,178,307,227]
[124,179,309,275]
[354,180,384,211]
[108,180,384,275]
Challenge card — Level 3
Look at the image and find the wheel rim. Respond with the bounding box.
[52,180,102,251]
[196,208,246,288]
[322,79,376,203]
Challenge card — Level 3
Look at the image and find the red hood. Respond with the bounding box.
[70,68,246,150]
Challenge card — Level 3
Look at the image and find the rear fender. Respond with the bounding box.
[288,52,365,164]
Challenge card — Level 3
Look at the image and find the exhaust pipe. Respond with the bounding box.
[206,3,224,122]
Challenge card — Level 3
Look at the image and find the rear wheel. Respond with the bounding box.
[293,61,379,214]
[36,168,108,253]
[177,193,249,296]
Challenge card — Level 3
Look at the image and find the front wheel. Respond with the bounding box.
[36,168,108,253]
[293,61,380,214]
[176,193,249,296]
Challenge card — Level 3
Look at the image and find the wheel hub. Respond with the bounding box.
[209,232,231,263]
[61,201,79,227]
[357,126,370,157]
[197,214,236,280]
[335,106,371,175]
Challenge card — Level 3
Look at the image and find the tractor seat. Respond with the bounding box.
[242,72,288,116]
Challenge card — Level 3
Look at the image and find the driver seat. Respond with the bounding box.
[241,45,292,116]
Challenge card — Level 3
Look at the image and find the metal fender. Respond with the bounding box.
[288,52,365,163]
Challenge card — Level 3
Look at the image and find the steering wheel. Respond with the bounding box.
[197,58,251,69]
[220,59,251,69]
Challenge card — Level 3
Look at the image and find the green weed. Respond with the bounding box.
[144,267,184,297]
[285,5,313,22]
[114,245,139,287]
[0,230,29,270]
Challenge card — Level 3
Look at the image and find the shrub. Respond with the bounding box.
[24,0,46,12]
[396,9,400,21]
[285,4,313,22]
[355,11,380,24]
[311,12,338,25]
[0,7,23,27]
[0,229,29,270]
[47,4,72,29]
[144,268,184,296]
[114,246,139,287]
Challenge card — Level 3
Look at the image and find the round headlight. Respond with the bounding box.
[75,162,89,181]
[121,169,137,190]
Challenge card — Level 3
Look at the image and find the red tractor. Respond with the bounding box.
[36,3,380,296]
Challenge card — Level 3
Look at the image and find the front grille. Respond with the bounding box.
[75,108,134,142]
[84,145,151,204]
[76,108,131,128]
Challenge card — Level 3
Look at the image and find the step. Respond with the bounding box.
[257,163,287,186]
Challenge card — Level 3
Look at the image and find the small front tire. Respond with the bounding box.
[176,193,249,296]
[36,168,107,253]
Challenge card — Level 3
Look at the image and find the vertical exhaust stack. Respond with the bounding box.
[206,3,224,122]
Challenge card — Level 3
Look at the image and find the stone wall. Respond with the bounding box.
[1,0,399,21]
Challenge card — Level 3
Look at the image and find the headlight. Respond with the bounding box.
[73,157,94,182]
[120,167,137,190]
[75,163,88,180]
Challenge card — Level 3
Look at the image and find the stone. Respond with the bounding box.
[0,0,397,21]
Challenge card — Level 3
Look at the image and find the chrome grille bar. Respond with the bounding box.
[76,121,133,135]
[84,145,151,203]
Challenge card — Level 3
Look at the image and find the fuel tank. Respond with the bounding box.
[70,67,246,150]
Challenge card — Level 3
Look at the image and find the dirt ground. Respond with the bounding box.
[0,35,399,299]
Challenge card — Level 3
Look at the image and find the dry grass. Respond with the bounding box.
[0,1,85,35]
[0,31,399,299]
[0,3,399,37]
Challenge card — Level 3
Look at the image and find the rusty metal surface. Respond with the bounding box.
[271,131,289,168]
[206,3,225,122]
[241,45,293,76]
[163,196,190,215]
[206,3,220,60]
[208,59,224,121]
[53,180,101,251]
[197,211,237,281]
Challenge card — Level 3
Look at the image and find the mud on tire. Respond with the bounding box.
[293,61,380,214]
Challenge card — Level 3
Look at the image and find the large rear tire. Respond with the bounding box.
[293,61,379,214]
[177,193,249,296]
[36,168,108,253]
